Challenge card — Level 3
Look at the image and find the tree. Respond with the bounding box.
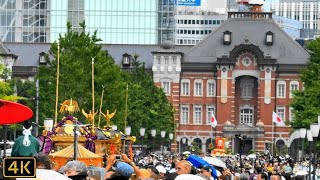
[36,22,174,145]
[37,22,127,127]
[0,63,30,140]
[125,59,174,143]
[291,39,320,150]
[291,38,320,129]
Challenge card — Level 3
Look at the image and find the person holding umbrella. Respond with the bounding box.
[11,120,40,157]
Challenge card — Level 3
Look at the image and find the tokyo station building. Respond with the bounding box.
[1,12,309,156]
[152,12,309,155]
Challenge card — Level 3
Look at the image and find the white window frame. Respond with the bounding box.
[181,79,190,96]
[276,106,286,122]
[207,79,216,97]
[194,79,203,96]
[161,81,171,95]
[239,105,254,126]
[240,79,253,99]
[206,105,215,125]
[193,105,202,125]
[289,81,299,98]
[289,107,294,122]
[180,105,189,124]
[276,81,286,98]
[164,56,169,65]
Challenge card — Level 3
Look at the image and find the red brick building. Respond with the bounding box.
[152,12,309,155]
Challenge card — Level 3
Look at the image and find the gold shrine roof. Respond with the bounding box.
[49,144,102,159]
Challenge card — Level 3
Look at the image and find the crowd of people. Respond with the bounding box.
[1,121,319,180]
[0,149,319,180]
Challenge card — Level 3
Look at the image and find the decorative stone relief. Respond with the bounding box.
[264,67,271,104]
[221,67,228,103]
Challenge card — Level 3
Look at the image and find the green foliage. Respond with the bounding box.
[36,21,173,141]
[291,38,320,150]
[37,21,126,126]
[291,38,320,128]
[125,60,174,141]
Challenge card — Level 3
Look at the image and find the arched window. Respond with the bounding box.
[240,79,253,100]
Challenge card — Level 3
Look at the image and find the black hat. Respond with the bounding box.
[22,120,32,129]
[200,165,212,172]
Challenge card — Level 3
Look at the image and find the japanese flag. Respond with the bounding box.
[211,113,217,128]
[272,111,285,126]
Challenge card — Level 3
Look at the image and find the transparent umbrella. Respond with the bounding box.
[203,156,227,169]
[16,169,72,180]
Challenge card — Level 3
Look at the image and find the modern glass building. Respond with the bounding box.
[0,0,49,42]
[1,0,175,44]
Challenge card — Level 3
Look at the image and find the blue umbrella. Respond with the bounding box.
[187,155,218,178]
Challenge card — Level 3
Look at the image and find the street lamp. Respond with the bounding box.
[125,126,131,136]
[176,136,181,154]
[236,134,246,173]
[182,137,186,152]
[111,125,117,131]
[140,128,145,157]
[161,130,166,155]
[187,140,192,152]
[44,118,54,132]
[124,126,131,154]
[306,130,313,180]
[299,128,307,161]
[169,133,173,153]
[151,129,156,153]
[310,123,319,180]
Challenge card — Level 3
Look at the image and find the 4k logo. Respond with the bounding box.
[3,157,36,178]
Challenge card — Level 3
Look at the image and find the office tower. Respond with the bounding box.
[1,0,175,44]
[272,0,319,38]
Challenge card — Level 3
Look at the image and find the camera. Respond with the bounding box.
[115,155,122,160]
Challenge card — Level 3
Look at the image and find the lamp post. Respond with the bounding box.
[44,118,54,132]
[124,126,131,154]
[299,128,307,161]
[111,125,118,131]
[176,136,181,154]
[125,126,131,136]
[182,138,186,152]
[310,123,319,180]
[187,140,191,152]
[161,130,166,155]
[169,133,173,154]
[307,130,313,180]
[236,134,246,173]
[140,128,145,157]
[151,129,156,153]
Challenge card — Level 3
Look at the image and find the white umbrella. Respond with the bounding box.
[182,151,191,155]
[295,170,308,176]
[16,169,72,180]
[203,156,227,169]
[175,174,206,180]
[247,154,256,159]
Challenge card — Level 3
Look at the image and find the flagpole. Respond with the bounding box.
[215,127,217,138]
[211,125,213,144]
[54,42,60,126]
[272,121,274,156]
[98,85,105,128]
[91,57,95,129]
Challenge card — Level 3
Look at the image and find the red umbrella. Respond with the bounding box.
[0,99,33,124]
[0,99,33,157]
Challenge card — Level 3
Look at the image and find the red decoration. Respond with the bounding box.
[0,99,33,125]
[110,144,115,154]
[215,138,225,150]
